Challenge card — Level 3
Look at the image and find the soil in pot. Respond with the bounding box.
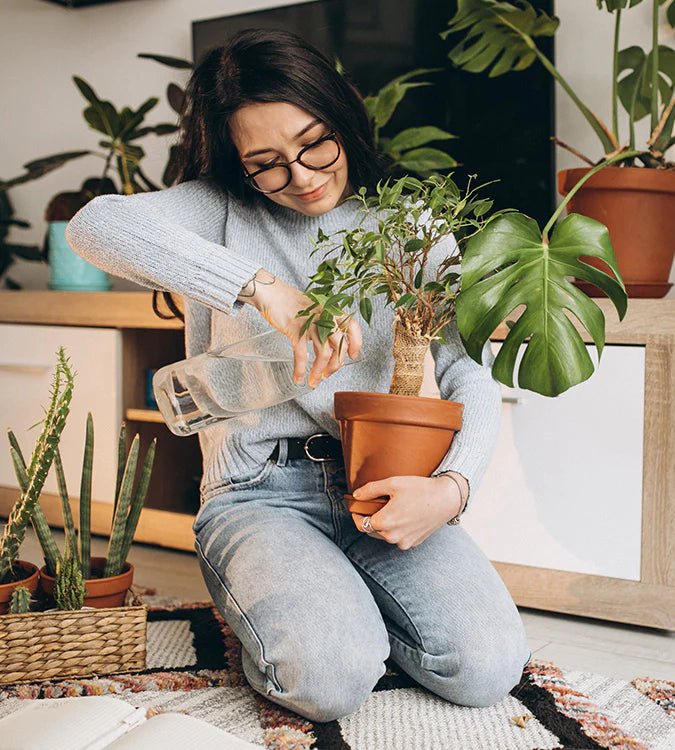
[334,391,464,515]
[558,166,675,298]
[39,556,134,609]
[0,561,40,615]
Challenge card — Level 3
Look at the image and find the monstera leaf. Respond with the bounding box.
[617,45,675,121]
[456,212,627,397]
[442,0,559,77]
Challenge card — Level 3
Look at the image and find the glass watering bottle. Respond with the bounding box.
[153,328,363,436]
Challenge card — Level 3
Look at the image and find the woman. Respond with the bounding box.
[66,28,530,722]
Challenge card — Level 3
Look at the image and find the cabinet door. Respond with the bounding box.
[0,324,122,504]
[463,343,645,581]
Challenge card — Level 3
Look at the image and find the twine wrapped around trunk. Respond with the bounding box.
[390,319,429,396]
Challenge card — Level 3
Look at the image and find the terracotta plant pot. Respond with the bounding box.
[558,166,675,298]
[334,391,464,514]
[40,556,134,609]
[0,561,40,615]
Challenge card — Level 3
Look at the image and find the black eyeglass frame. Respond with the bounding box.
[241,130,341,194]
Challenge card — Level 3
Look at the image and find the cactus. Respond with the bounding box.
[54,544,85,611]
[8,433,61,577]
[78,413,94,578]
[0,348,75,584]
[9,585,32,614]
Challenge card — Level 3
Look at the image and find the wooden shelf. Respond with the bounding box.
[0,291,183,329]
[125,408,165,424]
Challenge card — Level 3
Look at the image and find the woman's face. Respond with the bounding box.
[230,101,352,216]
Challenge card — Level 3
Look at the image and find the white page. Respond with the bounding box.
[105,713,263,750]
[0,696,145,750]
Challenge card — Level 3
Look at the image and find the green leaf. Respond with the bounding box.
[137,53,194,69]
[456,212,627,397]
[617,45,675,121]
[596,0,643,9]
[394,293,417,309]
[389,126,457,153]
[371,81,432,129]
[398,148,458,172]
[443,0,559,78]
[359,296,373,324]
[404,238,426,253]
[72,76,101,106]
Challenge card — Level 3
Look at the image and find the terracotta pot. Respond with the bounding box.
[334,391,464,514]
[0,561,40,615]
[40,556,134,609]
[558,166,675,298]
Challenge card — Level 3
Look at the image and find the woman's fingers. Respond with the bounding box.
[292,336,309,384]
[307,335,334,387]
[344,318,363,360]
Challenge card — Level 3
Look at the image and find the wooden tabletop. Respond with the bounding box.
[0,291,184,330]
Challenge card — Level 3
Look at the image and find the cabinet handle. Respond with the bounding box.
[0,364,51,375]
[502,396,527,405]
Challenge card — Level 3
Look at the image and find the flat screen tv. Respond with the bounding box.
[193,0,555,226]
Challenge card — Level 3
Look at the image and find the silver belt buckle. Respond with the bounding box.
[304,432,332,462]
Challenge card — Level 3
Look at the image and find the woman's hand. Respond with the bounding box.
[350,475,464,550]
[240,268,362,387]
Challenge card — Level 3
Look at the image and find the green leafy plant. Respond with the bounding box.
[362,68,459,175]
[442,0,675,167]
[8,585,32,614]
[300,160,630,398]
[0,348,75,584]
[9,415,157,582]
[0,191,46,289]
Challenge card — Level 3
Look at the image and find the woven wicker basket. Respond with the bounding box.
[0,589,146,685]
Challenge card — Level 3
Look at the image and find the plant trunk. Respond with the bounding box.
[390,319,429,397]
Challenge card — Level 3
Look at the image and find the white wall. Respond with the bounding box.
[0,0,306,289]
[2,0,674,289]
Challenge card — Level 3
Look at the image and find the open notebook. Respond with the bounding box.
[0,696,262,750]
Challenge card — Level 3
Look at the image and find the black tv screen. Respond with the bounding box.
[193,0,555,226]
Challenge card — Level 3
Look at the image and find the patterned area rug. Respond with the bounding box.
[0,597,673,750]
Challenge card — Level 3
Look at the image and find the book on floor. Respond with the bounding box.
[0,695,262,750]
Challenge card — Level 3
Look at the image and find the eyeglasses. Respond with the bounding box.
[242,130,341,194]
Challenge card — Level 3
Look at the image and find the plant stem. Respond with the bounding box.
[651,0,659,133]
[612,10,622,141]
[542,149,642,241]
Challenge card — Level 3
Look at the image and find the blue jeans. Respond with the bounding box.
[192,438,531,723]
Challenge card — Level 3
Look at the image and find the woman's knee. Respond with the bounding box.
[265,637,389,722]
[421,631,530,708]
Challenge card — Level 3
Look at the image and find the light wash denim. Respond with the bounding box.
[192,438,531,723]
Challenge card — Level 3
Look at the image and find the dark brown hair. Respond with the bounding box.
[154,27,385,322]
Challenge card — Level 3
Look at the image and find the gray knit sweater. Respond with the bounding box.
[65,179,501,501]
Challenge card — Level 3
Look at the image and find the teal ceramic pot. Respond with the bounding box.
[48,220,111,291]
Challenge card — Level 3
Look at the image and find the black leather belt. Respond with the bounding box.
[270,433,343,463]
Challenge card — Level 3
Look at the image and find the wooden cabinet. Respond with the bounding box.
[0,292,673,628]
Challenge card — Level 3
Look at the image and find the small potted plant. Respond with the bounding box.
[0,347,73,613]
[299,167,628,513]
[10,414,157,609]
[443,0,675,297]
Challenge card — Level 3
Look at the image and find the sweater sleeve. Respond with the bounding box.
[429,319,502,505]
[65,179,263,315]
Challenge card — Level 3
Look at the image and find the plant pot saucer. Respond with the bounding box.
[344,494,389,515]
[575,279,672,299]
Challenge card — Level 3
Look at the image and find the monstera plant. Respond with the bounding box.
[441,0,675,296]
[297,161,630,512]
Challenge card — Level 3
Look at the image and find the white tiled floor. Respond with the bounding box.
[18,528,675,682]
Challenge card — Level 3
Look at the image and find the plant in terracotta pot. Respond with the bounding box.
[299,170,628,513]
[0,347,74,614]
[442,0,675,297]
[10,414,157,610]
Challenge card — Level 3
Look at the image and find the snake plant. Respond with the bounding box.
[0,348,74,584]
